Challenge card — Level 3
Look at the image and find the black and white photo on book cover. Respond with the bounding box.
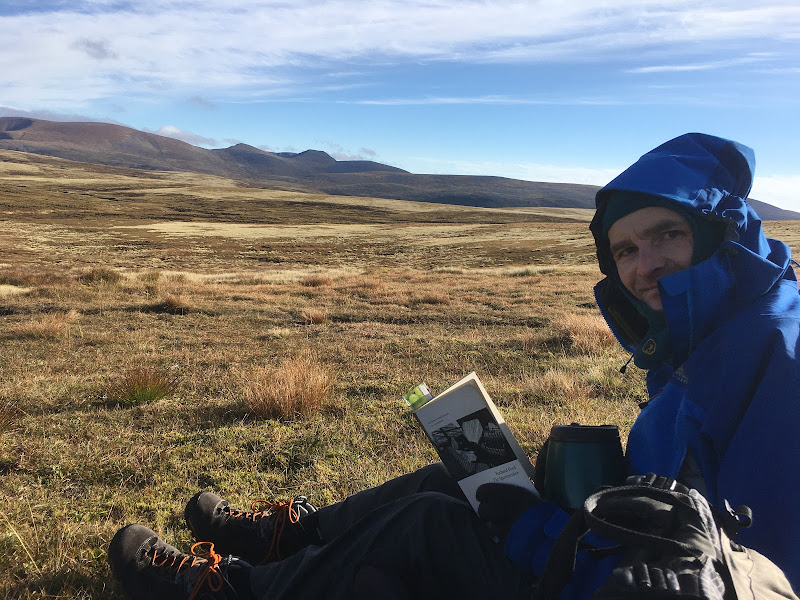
[429,407,518,480]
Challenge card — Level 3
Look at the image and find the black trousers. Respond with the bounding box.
[246,463,533,599]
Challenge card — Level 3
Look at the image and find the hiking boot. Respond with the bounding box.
[185,491,317,565]
[109,523,250,600]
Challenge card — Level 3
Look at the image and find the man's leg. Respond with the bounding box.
[310,461,465,542]
[186,462,465,563]
[247,491,532,600]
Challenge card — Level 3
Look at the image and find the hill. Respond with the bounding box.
[0,116,796,218]
[0,116,594,210]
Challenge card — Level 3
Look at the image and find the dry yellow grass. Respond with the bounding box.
[0,284,31,297]
[300,308,329,325]
[77,266,123,285]
[301,274,334,287]
[10,309,80,339]
[560,312,618,355]
[150,292,192,314]
[241,351,333,419]
[0,400,15,433]
[408,291,450,306]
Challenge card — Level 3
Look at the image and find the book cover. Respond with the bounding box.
[405,372,536,511]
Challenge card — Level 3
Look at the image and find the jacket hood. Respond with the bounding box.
[591,132,760,276]
[591,133,793,365]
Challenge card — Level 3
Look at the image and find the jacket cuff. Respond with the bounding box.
[504,500,570,575]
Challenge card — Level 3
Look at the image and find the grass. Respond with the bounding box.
[10,310,80,340]
[241,351,333,419]
[104,366,180,408]
[300,308,328,325]
[77,267,123,286]
[300,274,333,287]
[0,400,14,433]
[147,293,192,315]
[0,150,797,598]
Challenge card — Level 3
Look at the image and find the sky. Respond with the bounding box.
[1,1,800,210]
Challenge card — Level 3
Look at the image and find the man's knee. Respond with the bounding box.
[416,462,466,499]
[393,491,477,531]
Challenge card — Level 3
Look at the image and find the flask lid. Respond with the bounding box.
[549,422,620,443]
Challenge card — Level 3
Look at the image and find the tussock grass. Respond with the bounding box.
[78,266,123,285]
[408,292,450,306]
[559,312,616,355]
[104,366,180,407]
[507,265,541,277]
[0,284,32,297]
[524,365,596,408]
[241,351,333,419]
[264,327,296,339]
[0,399,15,433]
[10,309,79,339]
[138,269,162,283]
[301,274,333,287]
[148,293,192,314]
[300,308,328,325]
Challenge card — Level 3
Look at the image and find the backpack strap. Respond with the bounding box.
[593,560,725,599]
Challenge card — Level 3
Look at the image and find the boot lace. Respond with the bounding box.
[224,499,301,561]
[149,540,224,600]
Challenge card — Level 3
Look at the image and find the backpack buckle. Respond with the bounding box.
[626,473,690,494]
[718,499,753,538]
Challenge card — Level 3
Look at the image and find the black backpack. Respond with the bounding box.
[532,474,798,600]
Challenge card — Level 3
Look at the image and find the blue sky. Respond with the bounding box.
[2,1,800,210]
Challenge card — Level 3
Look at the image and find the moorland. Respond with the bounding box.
[1,148,799,598]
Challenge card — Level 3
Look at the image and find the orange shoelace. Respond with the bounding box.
[247,499,302,562]
[150,540,223,600]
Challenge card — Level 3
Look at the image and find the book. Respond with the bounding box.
[404,372,537,511]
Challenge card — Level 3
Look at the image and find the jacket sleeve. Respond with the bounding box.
[714,323,800,591]
[504,500,566,574]
[504,501,621,600]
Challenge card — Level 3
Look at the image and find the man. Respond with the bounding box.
[595,133,799,575]
[504,133,800,592]
[108,133,800,599]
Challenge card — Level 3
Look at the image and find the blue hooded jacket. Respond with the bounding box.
[506,133,800,592]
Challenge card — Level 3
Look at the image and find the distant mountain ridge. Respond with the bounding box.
[1,116,797,219]
[0,117,406,180]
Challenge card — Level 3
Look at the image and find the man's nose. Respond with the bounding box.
[636,244,666,276]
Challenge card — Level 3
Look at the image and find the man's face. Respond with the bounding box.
[607,206,694,311]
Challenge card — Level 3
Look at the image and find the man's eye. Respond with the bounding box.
[664,229,686,240]
[614,247,634,260]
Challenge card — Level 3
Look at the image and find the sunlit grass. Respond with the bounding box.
[10,309,79,339]
[241,351,333,419]
[104,366,180,408]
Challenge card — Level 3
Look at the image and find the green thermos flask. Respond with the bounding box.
[543,423,627,511]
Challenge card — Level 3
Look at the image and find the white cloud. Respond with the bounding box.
[319,141,380,161]
[0,105,123,123]
[143,125,218,147]
[71,37,117,60]
[626,53,776,74]
[0,1,798,108]
[402,156,619,187]
[349,94,646,106]
[750,175,800,213]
